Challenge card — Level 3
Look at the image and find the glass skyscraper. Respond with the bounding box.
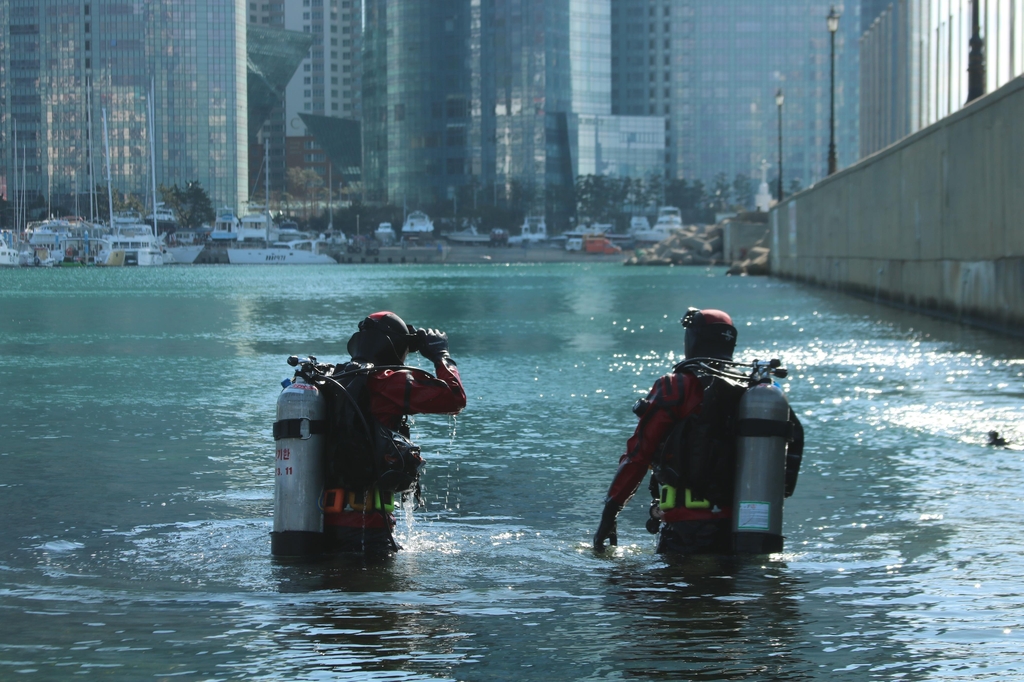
[1,0,249,215]
[361,0,662,225]
[612,0,861,191]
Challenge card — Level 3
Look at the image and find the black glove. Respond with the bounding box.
[593,499,622,552]
[416,328,450,364]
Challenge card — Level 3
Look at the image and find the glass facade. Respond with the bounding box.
[1,0,250,214]
[248,25,314,141]
[362,0,479,208]
[570,0,612,116]
[246,23,313,192]
[575,114,664,177]
[360,0,658,224]
[611,0,861,191]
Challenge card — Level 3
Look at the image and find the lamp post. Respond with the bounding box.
[827,5,840,176]
[775,88,784,201]
[967,0,986,102]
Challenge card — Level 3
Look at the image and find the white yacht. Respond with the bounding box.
[629,216,651,233]
[166,244,204,265]
[444,226,490,244]
[275,221,308,242]
[227,239,336,265]
[401,211,434,237]
[27,218,77,248]
[19,246,58,267]
[209,207,242,242]
[1,234,21,267]
[508,216,547,245]
[375,222,397,245]
[237,208,279,243]
[97,218,164,266]
[145,202,179,236]
[630,207,682,244]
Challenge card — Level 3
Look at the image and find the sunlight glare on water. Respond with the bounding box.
[1,263,1023,680]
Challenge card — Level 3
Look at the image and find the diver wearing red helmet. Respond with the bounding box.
[322,311,466,553]
[593,308,803,554]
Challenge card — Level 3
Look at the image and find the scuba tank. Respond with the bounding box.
[270,355,426,557]
[657,357,798,554]
[271,362,328,557]
[731,366,792,554]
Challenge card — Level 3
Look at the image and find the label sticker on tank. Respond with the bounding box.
[737,502,771,530]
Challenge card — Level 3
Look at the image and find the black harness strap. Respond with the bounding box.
[736,418,794,440]
[273,418,328,441]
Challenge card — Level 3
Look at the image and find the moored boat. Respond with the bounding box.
[401,211,434,237]
[166,244,205,265]
[508,216,547,245]
[145,202,179,237]
[375,222,397,245]
[227,239,336,265]
[0,234,19,267]
[96,218,164,266]
[629,206,681,244]
[210,207,242,243]
[444,226,490,244]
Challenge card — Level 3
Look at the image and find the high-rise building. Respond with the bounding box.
[247,0,361,197]
[361,0,662,225]
[612,0,861,193]
[362,0,574,214]
[570,0,665,183]
[247,23,316,195]
[1,0,251,215]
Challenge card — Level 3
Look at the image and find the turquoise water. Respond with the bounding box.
[1,263,1023,680]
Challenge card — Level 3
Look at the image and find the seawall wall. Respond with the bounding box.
[770,75,1024,334]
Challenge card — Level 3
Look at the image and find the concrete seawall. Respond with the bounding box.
[770,75,1024,335]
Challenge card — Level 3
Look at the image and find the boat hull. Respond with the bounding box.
[227,248,336,265]
[166,245,204,265]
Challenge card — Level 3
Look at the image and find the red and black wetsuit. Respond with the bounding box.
[604,370,734,552]
[323,359,466,546]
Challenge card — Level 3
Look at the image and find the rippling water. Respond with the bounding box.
[1,263,1022,680]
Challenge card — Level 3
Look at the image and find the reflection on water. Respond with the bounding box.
[1,264,1023,680]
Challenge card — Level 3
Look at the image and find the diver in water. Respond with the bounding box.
[593,308,803,555]
[322,311,466,554]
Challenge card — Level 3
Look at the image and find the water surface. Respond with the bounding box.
[1,263,1022,680]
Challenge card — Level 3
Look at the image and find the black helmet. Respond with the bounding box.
[681,307,737,360]
[347,311,416,365]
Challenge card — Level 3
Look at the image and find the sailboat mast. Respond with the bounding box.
[102,108,114,228]
[12,120,17,239]
[264,137,270,243]
[21,144,27,236]
[148,80,158,238]
[87,84,96,223]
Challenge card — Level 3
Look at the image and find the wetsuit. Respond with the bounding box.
[603,370,734,554]
[323,358,466,552]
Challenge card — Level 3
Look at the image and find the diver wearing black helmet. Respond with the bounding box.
[593,308,803,554]
[322,311,466,553]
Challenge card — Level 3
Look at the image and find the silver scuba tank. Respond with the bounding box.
[732,382,791,553]
[271,379,327,557]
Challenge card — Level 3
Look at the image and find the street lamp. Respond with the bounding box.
[967,0,986,102]
[827,5,840,176]
[775,88,784,201]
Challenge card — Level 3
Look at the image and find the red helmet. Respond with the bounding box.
[681,307,737,360]
[347,311,416,365]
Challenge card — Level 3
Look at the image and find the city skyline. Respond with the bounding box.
[8,0,1005,225]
